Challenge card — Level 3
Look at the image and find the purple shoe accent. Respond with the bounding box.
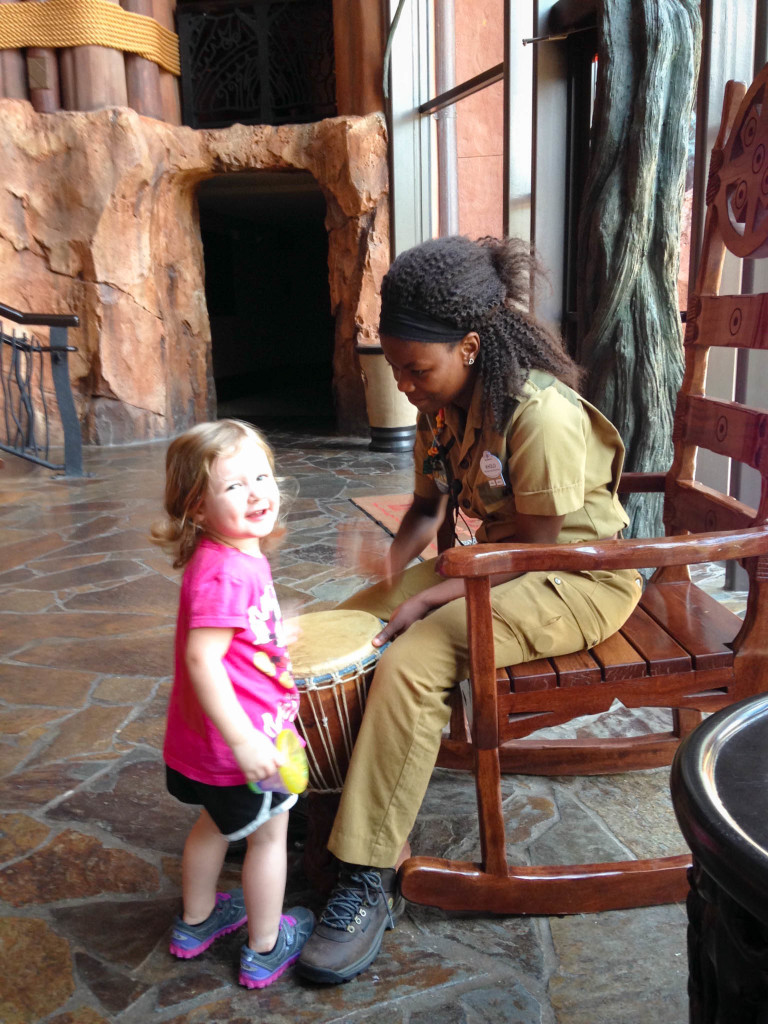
[169,890,248,959]
[238,952,300,990]
[238,908,315,989]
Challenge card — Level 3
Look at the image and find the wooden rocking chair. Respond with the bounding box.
[400,68,768,915]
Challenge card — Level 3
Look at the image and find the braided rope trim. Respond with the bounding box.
[0,0,180,77]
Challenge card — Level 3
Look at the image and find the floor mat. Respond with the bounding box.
[349,493,480,558]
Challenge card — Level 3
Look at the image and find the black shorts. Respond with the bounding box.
[166,766,296,841]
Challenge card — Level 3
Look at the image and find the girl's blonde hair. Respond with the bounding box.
[150,419,282,568]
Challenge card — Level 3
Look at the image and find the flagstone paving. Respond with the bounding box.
[0,430,743,1024]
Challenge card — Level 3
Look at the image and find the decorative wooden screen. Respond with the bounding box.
[177,0,336,129]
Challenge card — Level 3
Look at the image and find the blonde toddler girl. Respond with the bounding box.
[152,419,313,989]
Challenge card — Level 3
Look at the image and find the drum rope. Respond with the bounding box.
[332,669,354,762]
[294,712,327,792]
[297,655,374,794]
[301,683,342,792]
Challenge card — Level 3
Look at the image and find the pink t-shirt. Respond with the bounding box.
[163,538,301,785]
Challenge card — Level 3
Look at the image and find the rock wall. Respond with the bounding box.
[0,100,389,443]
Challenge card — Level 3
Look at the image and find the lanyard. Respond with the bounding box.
[424,411,463,546]
[423,411,454,493]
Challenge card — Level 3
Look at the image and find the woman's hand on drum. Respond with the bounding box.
[231,729,285,783]
[372,577,469,647]
[372,594,431,647]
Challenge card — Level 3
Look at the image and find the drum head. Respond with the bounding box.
[290,609,381,679]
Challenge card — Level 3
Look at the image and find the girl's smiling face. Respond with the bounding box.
[380,333,479,415]
[198,437,280,554]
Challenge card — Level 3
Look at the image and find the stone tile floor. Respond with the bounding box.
[0,428,747,1024]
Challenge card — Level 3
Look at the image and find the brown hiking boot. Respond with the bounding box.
[296,866,403,983]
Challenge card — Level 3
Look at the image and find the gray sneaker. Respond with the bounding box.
[296,866,402,984]
[169,889,247,958]
[239,907,315,989]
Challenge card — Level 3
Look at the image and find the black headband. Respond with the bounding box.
[379,300,468,343]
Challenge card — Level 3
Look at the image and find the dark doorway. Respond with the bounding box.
[197,171,336,427]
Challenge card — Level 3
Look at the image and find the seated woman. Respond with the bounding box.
[297,235,642,985]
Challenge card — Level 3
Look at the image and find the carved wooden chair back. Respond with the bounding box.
[654,69,768,714]
[666,69,768,612]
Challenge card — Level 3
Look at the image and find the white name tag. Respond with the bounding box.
[480,450,505,488]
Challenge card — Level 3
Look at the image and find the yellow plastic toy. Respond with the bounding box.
[249,729,308,795]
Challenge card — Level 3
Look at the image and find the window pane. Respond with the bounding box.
[455,79,504,239]
[454,0,504,80]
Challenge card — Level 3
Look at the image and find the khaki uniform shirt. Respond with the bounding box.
[413,370,629,544]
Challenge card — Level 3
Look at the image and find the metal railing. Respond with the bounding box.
[0,302,83,476]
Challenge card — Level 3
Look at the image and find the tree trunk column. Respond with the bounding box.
[0,0,28,99]
[332,0,385,115]
[121,0,163,119]
[60,0,128,111]
[24,0,60,112]
[153,0,180,124]
[575,0,702,538]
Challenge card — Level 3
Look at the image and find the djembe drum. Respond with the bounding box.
[290,609,383,793]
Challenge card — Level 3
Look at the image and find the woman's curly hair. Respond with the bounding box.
[380,235,582,429]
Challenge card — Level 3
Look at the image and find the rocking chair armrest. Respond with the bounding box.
[435,524,768,579]
[617,471,667,494]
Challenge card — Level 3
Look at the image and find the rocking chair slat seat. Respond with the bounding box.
[638,581,739,669]
[587,629,647,682]
[545,649,602,687]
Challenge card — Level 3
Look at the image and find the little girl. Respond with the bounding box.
[152,419,313,989]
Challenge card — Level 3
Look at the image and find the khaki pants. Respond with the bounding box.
[327,559,642,868]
